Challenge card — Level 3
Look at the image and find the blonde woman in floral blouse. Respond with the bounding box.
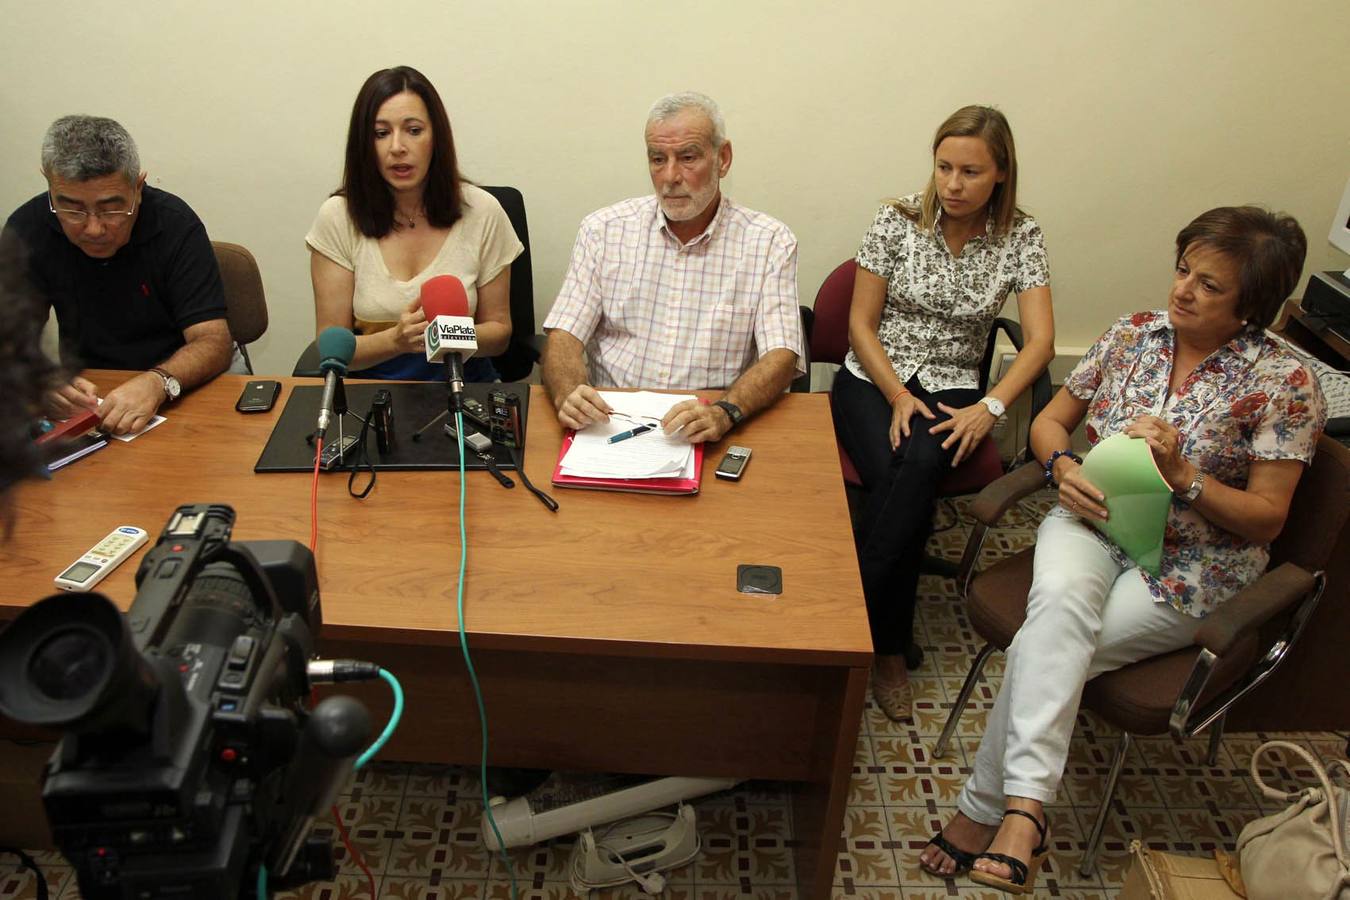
[831,105,1054,723]
[920,206,1326,894]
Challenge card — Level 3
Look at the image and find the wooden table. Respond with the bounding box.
[0,372,872,899]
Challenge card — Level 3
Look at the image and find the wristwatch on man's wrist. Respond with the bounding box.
[150,367,182,402]
[713,399,744,430]
[978,396,1006,419]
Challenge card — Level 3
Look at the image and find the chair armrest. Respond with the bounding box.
[518,333,544,363]
[292,339,321,378]
[992,317,1024,350]
[968,462,1047,527]
[989,317,1053,461]
[1192,562,1316,657]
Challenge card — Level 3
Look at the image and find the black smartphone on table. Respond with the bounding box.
[235,380,281,413]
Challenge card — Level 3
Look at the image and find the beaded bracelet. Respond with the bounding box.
[1044,449,1083,486]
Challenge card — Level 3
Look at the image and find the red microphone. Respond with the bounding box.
[420,275,478,411]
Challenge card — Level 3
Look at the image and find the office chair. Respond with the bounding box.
[930,435,1350,876]
[292,185,537,380]
[211,241,268,375]
[809,259,1053,572]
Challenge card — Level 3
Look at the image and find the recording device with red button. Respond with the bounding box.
[0,503,374,899]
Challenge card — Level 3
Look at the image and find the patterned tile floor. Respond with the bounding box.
[4,493,1345,899]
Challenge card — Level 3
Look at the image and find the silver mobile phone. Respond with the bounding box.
[715,445,752,480]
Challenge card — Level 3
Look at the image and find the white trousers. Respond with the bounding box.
[956,506,1203,824]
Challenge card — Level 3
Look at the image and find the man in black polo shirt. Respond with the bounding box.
[3,115,232,435]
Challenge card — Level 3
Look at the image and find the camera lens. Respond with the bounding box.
[0,592,158,733]
[29,627,112,702]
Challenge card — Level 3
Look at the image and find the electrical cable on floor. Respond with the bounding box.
[0,848,47,900]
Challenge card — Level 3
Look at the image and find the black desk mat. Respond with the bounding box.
[254,382,530,473]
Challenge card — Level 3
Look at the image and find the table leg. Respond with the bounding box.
[791,665,869,899]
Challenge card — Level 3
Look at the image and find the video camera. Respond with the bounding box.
[0,504,372,899]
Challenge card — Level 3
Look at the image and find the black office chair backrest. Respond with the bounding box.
[479,185,535,382]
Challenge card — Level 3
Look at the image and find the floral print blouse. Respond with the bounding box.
[845,196,1050,391]
[1065,311,1327,617]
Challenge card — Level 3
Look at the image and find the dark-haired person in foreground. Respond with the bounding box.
[919,207,1326,894]
[2,116,232,435]
[307,65,522,380]
[0,240,61,513]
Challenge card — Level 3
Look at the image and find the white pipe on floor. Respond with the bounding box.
[481,776,740,850]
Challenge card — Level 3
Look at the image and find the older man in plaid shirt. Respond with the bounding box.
[542,91,804,445]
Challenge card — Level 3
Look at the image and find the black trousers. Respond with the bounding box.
[831,367,981,655]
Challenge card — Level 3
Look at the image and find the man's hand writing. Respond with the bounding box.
[44,376,98,421]
[97,372,165,436]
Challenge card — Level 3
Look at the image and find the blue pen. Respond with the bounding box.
[607,423,655,444]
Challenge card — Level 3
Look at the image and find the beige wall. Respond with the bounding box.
[3,1,1347,377]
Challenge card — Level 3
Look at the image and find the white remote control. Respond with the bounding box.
[54,525,149,592]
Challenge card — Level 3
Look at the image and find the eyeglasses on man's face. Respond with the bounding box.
[47,194,139,226]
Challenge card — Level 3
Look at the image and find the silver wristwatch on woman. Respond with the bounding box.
[1178,469,1207,502]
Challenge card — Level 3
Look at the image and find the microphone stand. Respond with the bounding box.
[409,358,460,442]
[405,358,464,442]
[307,376,361,464]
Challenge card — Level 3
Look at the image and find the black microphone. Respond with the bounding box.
[315,327,356,439]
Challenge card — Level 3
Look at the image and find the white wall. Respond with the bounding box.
[3,1,1347,377]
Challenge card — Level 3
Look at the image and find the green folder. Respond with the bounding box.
[1078,433,1173,575]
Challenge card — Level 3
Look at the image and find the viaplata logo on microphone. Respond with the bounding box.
[432,321,476,342]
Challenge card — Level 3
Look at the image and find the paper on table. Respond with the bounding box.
[97,398,167,442]
[558,390,696,479]
[1079,433,1173,575]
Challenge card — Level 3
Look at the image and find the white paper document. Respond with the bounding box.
[558,390,696,480]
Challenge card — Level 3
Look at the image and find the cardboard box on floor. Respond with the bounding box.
[1121,841,1244,900]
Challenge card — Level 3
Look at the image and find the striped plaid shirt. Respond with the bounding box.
[544,195,804,390]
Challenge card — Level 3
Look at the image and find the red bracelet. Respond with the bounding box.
[887,386,909,406]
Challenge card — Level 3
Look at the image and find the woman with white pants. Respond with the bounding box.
[919,206,1327,894]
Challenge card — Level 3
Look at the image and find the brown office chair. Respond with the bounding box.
[931,435,1350,876]
[809,258,1053,569]
[212,241,268,375]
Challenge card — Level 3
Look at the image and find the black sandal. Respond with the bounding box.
[921,830,978,875]
[968,809,1049,895]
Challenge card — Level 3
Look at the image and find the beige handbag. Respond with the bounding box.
[1237,740,1350,900]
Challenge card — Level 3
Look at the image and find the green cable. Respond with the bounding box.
[356,668,404,770]
[454,410,517,899]
[258,626,406,900]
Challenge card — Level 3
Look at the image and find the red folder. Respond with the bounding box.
[36,409,101,445]
[551,430,704,495]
